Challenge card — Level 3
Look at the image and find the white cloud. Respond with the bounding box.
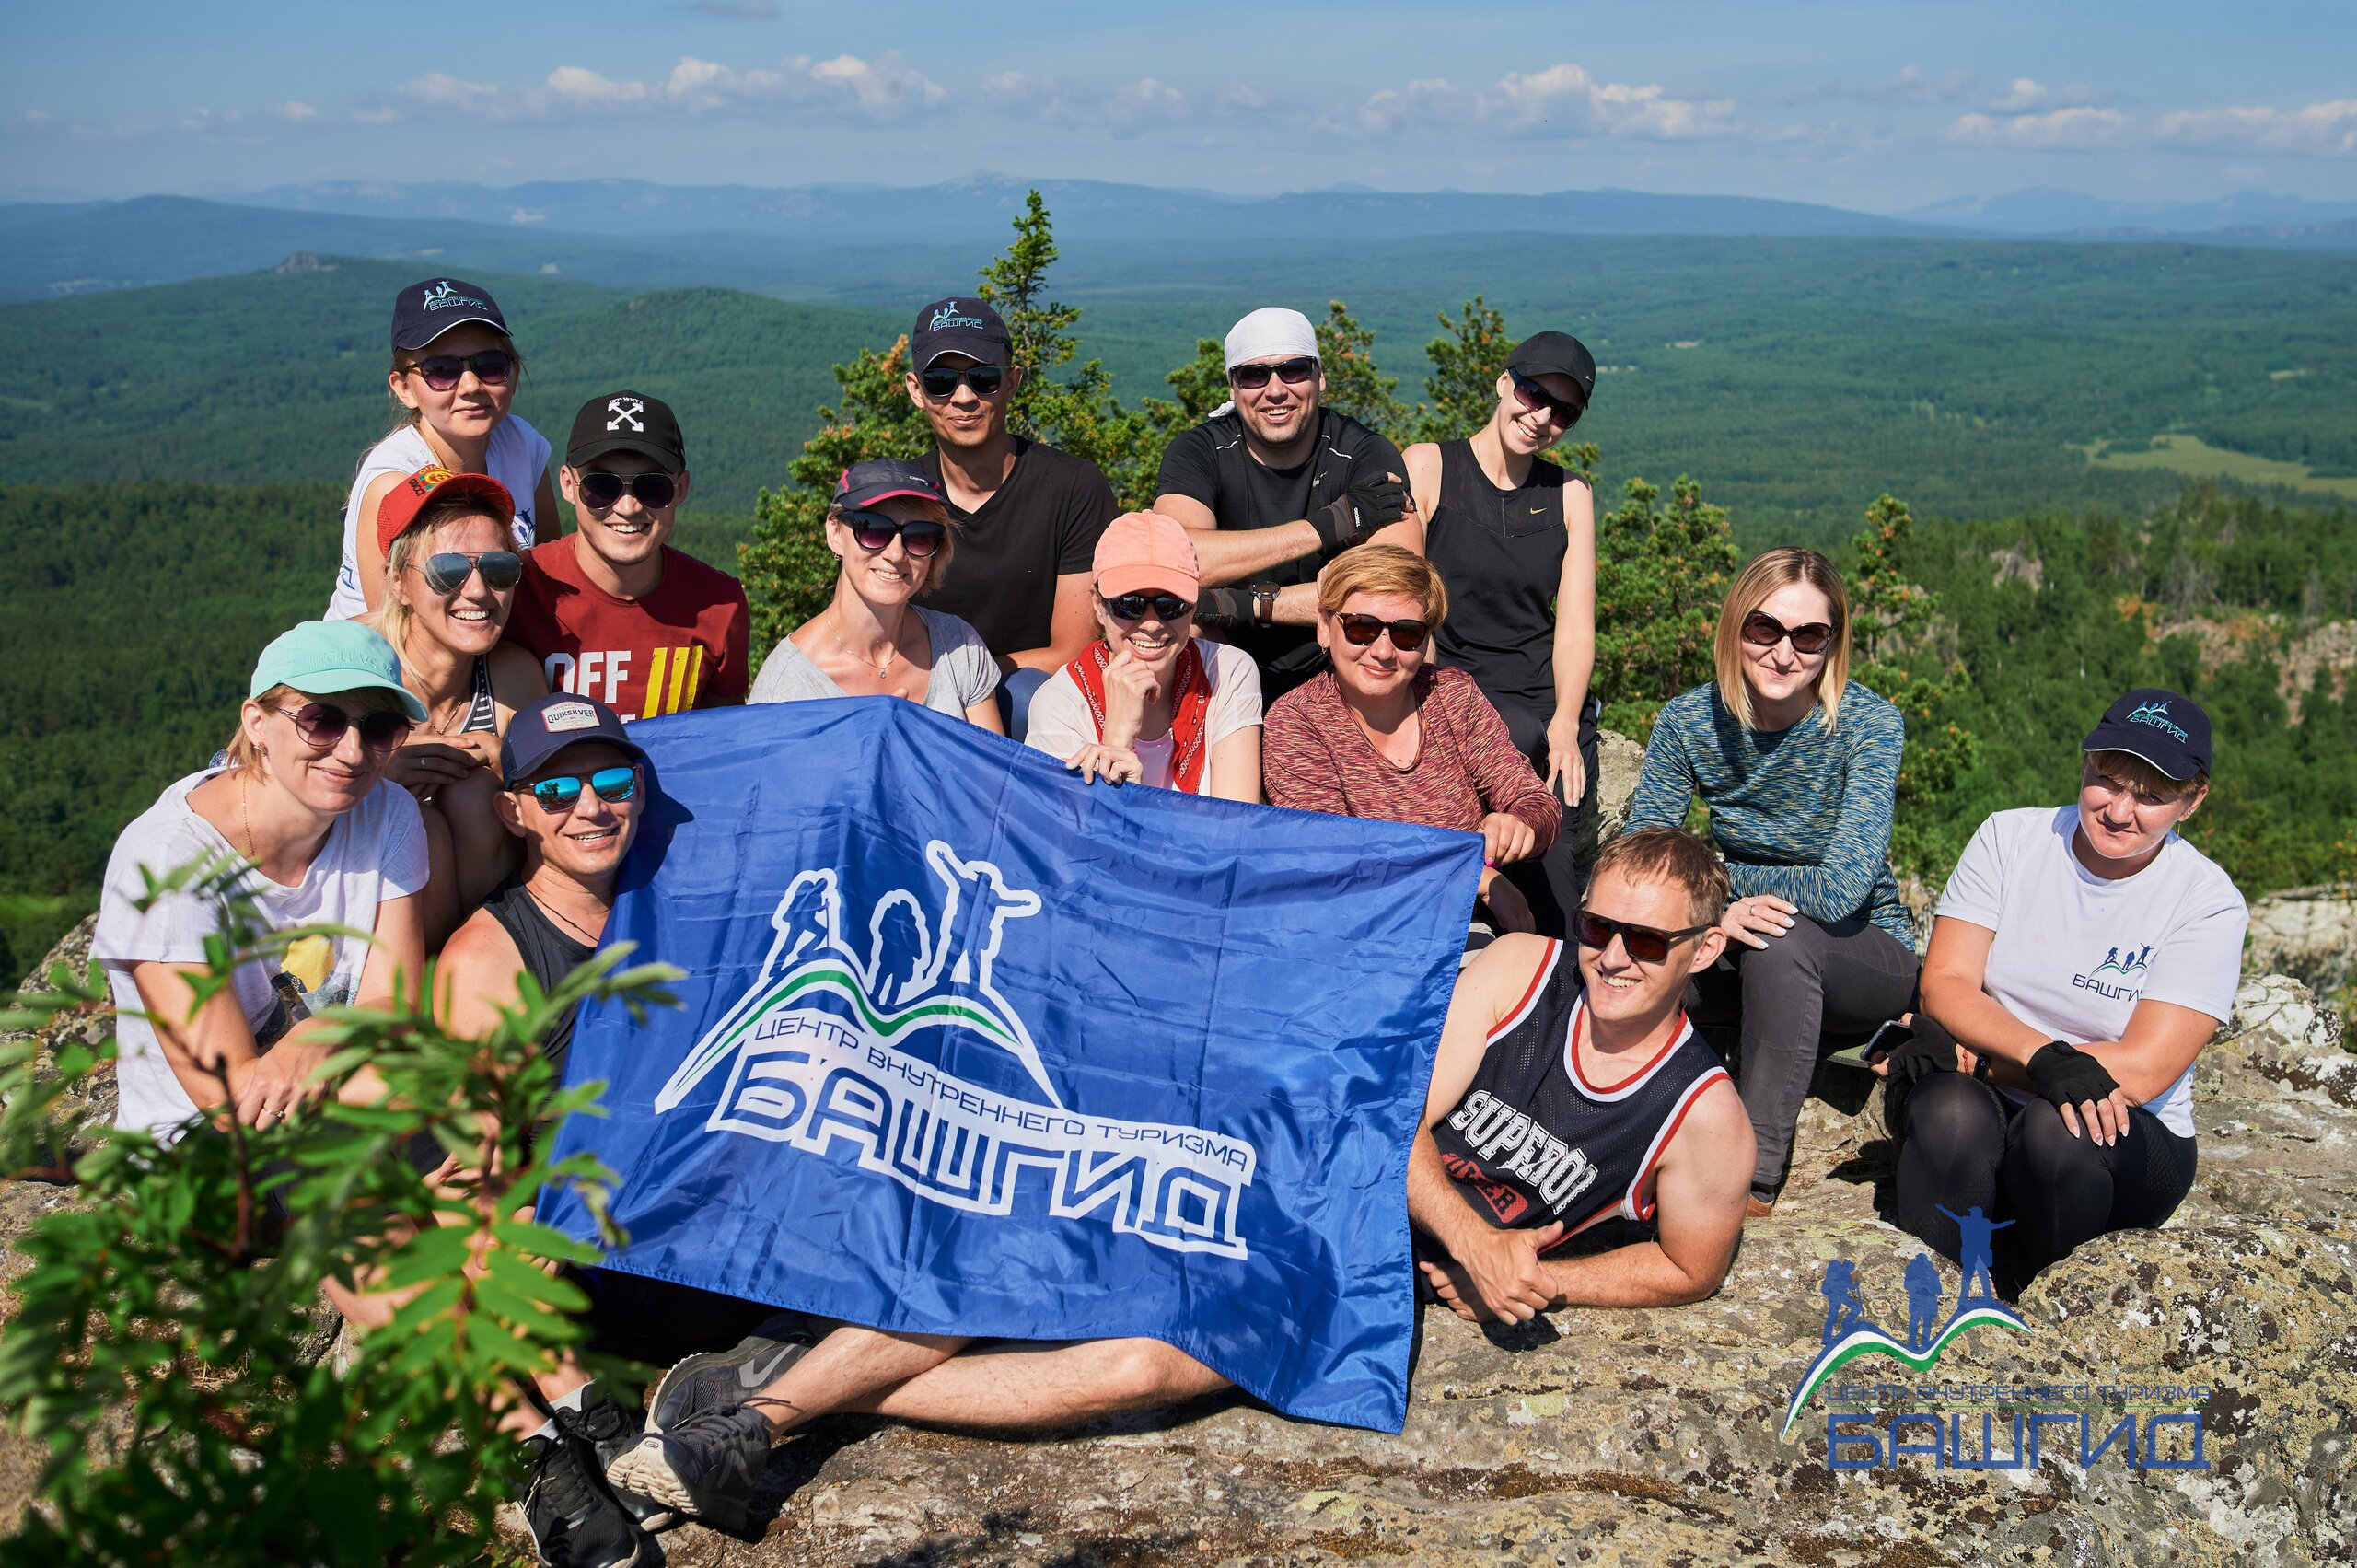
[401,73,503,110]
[21,109,52,125]
[278,100,319,122]
[1990,77,2048,112]
[2155,99,2357,157]
[540,65,651,110]
[1946,106,2131,149]
[1357,78,1456,134]
[1882,65,1975,105]
[686,0,777,16]
[350,105,402,125]
[1480,64,1737,139]
[389,52,944,122]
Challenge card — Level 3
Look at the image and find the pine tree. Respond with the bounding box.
[1846,493,1978,876]
[1314,301,1409,439]
[1592,476,1739,739]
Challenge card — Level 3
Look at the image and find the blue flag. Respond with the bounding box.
[539,698,1479,1432]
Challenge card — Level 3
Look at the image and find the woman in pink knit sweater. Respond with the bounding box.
[1263,544,1558,939]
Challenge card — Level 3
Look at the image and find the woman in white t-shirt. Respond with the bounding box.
[325,276,560,621]
[1877,688,2248,1291]
[94,620,431,1144]
[1025,510,1263,801]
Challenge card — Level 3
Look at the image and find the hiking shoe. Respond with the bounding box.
[562,1384,677,1533]
[645,1312,817,1434]
[522,1407,651,1567]
[604,1400,782,1535]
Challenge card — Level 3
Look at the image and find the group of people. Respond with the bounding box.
[89,274,2249,1566]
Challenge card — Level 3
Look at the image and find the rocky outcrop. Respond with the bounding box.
[8,923,2353,1563]
[2243,883,2357,1003]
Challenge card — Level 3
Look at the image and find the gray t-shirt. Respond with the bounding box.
[748,606,1000,718]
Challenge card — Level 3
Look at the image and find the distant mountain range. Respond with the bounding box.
[2,178,2351,308]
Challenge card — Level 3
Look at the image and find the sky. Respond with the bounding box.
[6,1,2353,210]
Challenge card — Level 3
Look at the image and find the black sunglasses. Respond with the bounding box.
[843,511,946,558]
[1508,367,1586,426]
[517,765,641,813]
[273,703,412,756]
[1574,910,1713,966]
[1227,356,1318,390]
[408,351,515,391]
[1106,592,1192,621]
[416,550,522,595]
[1336,611,1430,651]
[576,470,679,512]
[1740,610,1835,656]
[918,364,1007,400]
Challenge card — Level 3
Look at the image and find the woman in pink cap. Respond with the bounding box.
[1023,511,1264,800]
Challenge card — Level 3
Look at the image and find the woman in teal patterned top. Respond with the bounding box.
[1625,547,1918,1214]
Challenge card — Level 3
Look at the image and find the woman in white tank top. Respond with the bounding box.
[326,276,558,621]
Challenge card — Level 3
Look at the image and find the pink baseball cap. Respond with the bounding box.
[1093,511,1200,600]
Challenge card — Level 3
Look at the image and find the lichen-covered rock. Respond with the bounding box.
[2242,883,2357,1002]
[2,913,115,1144]
[612,979,2357,1567]
[1575,727,1646,862]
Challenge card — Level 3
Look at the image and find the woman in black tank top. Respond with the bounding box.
[1404,331,1598,937]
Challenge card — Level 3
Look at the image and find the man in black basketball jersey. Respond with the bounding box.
[1411,827,1756,1320]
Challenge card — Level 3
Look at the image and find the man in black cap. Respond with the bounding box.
[902,296,1119,733]
[1402,329,1599,936]
[506,390,751,717]
[1153,306,1423,700]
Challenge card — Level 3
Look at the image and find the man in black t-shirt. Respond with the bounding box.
[1153,306,1422,696]
[904,296,1118,732]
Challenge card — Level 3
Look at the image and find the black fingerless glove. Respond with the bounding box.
[1195,587,1251,632]
[1311,476,1409,552]
[1885,1018,1958,1086]
[2026,1040,2121,1109]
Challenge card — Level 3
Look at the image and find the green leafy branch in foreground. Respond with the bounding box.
[0,857,680,1564]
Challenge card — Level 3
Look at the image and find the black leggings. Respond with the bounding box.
[1887,1073,2198,1292]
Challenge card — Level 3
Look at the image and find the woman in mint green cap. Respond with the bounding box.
[94,620,434,1149]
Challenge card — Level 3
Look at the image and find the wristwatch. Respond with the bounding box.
[1249,582,1278,626]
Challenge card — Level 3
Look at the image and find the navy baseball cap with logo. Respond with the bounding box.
[502,693,651,787]
[911,296,1011,369]
[1505,331,1597,410]
[2084,687,2212,780]
[389,277,509,353]
[568,390,688,470]
[834,459,945,511]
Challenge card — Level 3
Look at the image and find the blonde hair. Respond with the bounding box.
[1591,826,1733,926]
[1316,543,1449,626]
[1713,547,1851,730]
[384,332,523,436]
[2089,749,2208,801]
[828,495,957,593]
[222,683,409,779]
[362,497,509,657]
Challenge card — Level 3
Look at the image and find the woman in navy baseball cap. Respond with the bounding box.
[324,277,560,624]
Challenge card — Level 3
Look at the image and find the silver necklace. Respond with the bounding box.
[827,610,900,677]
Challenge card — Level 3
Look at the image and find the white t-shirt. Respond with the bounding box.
[1025,638,1264,795]
[93,771,430,1141]
[1935,806,2247,1139]
[327,417,552,621]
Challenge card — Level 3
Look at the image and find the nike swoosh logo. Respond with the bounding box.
[1529,505,1547,514]
[738,1345,797,1388]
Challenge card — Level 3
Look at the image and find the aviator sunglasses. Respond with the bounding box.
[1336,611,1430,651]
[273,703,412,756]
[844,511,946,558]
[1227,356,1318,391]
[1740,610,1835,656]
[518,765,641,813]
[407,350,515,391]
[1106,592,1193,621]
[416,550,522,595]
[1508,367,1586,426]
[1573,910,1713,965]
[576,470,679,512]
[918,364,1006,400]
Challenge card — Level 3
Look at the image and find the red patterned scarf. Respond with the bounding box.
[1072,639,1213,794]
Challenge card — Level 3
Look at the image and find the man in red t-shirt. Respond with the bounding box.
[505,390,750,718]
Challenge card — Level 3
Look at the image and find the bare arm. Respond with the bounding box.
[354,471,406,615]
[434,912,528,1042]
[1004,570,1101,676]
[1545,479,1596,800]
[963,697,1007,735]
[1206,726,1261,804]
[1401,443,1443,529]
[1157,492,1322,586]
[1539,1079,1750,1307]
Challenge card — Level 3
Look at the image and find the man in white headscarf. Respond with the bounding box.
[1153,307,1422,698]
